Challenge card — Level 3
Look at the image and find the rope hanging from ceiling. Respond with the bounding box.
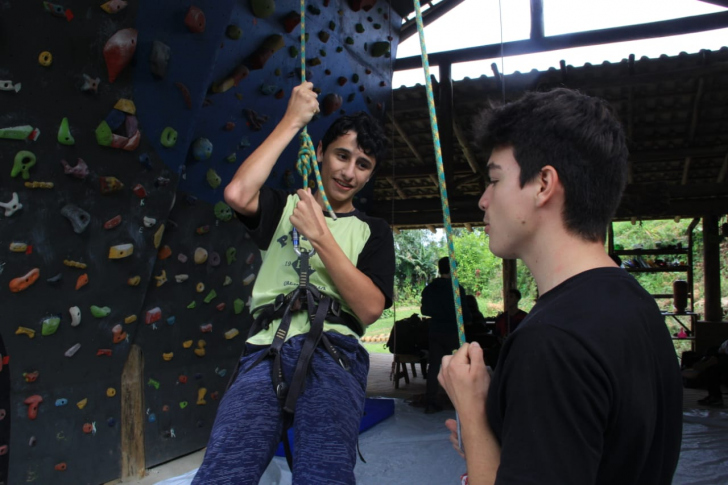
[413,0,466,346]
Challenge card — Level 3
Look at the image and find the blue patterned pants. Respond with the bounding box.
[192,333,369,485]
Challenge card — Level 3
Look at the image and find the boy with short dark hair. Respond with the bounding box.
[439,88,683,485]
[192,82,395,484]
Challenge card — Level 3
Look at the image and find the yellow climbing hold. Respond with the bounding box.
[15,326,36,338]
[224,328,240,340]
[9,242,28,252]
[106,388,116,398]
[155,269,167,287]
[197,388,207,405]
[196,282,205,293]
[128,275,141,286]
[182,340,193,348]
[113,98,136,115]
[162,352,174,361]
[153,224,165,249]
[124,314,137,324]
[108,243,134,259]
[76,398,88,409]
[24,181,54,189]
[64,259,88,269]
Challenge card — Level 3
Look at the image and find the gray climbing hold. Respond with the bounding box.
[61,204,91,234]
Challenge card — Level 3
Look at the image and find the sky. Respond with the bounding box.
[393,0,728,87]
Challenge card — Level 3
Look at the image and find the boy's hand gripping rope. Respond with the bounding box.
[294,0,336,236]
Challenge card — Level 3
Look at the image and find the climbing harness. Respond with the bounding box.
[413,0,466,346]
[228,0,359,469]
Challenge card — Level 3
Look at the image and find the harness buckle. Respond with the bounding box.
[276,381,289,399]
[330,300,341,317]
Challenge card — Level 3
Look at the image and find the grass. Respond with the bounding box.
[361,306,419,354]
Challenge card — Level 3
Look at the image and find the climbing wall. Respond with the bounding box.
[0,0,400,483]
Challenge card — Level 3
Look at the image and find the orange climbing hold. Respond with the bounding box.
[54,462,67,471]
[9,268,39,292]
[158,245,172,260]
[76,273,89,290]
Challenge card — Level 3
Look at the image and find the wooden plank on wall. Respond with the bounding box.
[121,344,145,479]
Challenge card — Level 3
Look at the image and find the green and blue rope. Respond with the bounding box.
[295,0,336,220]
[414,0,465,346]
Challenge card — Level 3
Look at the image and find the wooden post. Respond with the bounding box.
[121,344,145,479]
[530,0,545,40]
[438,62,455,197]
[703,215,723,322]
[502,259,517,310]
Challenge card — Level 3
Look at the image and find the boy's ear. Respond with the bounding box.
[316,141,323,161]
[534,165,561,207]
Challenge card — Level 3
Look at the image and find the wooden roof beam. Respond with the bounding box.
[387,113,426,166]
[385,176,407,199]
[453,119,482,175]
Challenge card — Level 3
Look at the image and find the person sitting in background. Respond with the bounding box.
[421,257,471,414]
[683,339,728,407]
[494,288,528,338]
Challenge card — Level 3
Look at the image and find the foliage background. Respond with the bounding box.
[364,217,728,355]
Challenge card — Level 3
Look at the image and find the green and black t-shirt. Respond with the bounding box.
[239,186,394,346]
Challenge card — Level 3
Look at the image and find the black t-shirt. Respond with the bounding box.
[487,267,683,485]
[421,278,471,334]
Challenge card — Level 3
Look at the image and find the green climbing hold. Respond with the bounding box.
[207,168,222,189]
[95,121,113,146]
[187,301,197,309]
[234,298,245,315]
[355,23,364,33]
[180,401,189,409]
[57,117,75,145]
[203,290,217,303]
[90,305,112,318]
[336,46,343,53]
[318,31,330,43]
[289,46,299,58]
[226,24,242,40]
[319,49,327,57]
[352,73,359,83]
[370,41,390,58]
[147,378,160,390]
[274,68,281,76]
[226,152,237,163]
[251,0,275,18]
[215,201,233,222]
[226,247,237,265]
[223,276,233,286]
[11,151,37,180]
[347,93,356,103]
[41,316,61,336]
[345,37,354,45]
[0,125,34,140]
[329,21,336,31]
[160,127,178,148]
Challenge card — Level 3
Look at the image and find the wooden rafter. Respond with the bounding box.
[386,176,407,199]
[453,119,481,175]
[388,113,426,166]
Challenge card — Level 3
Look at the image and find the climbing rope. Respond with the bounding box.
[295,0,336,221]
[413,0,466,346]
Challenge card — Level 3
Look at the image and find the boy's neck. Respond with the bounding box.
[522,230,616,297]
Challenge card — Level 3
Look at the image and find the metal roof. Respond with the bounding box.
[371,47,728,229]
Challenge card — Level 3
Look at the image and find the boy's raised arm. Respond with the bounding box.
[224,82,319,217]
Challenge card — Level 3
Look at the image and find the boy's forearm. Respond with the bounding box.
[310,231,385,326]
[461,413,500,485]
[224,120,299,216]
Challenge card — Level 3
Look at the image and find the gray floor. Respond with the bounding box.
[110,355,728,484]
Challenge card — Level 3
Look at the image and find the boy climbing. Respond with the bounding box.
[192,82,395,485]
